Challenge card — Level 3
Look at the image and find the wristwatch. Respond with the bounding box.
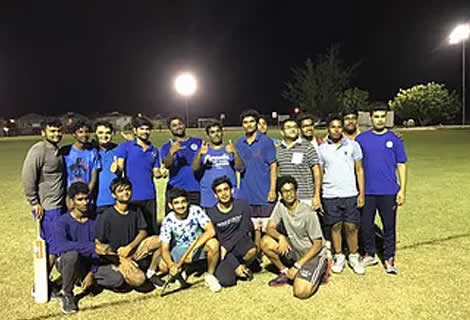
[293,262,302,270]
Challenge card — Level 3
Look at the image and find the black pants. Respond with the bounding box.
[56,251,124,296]
[360,195,397,260]
[130,199,158,235]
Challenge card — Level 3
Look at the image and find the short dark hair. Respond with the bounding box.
[70,119,91,133]
[296,113,315,126]
[94,120,114,132]
[326,114,343,127]
[110,177,132,194]
[168,187,188,203]
[67,182,89,199]
[40,118,63,130]
[280,118,298,130]
[277,175,298,193]
[369,102,388,116]
[342,108,359,118]
[167,115,185,128]
[205,121,223,135]
[240,109,260,122]
[211,176,233,192]
[132,116,153,129]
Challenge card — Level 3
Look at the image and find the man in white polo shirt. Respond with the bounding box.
[318,115,365,275]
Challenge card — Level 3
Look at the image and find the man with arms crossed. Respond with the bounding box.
[161,115,202,206]
[95,177,163,289]
[235,109,277,262]
[22,118,66,299]
[54,182,124,314]
[207,177,257,287]
[318,115,365,275]
[356,104,408,274]
[160,188,222,292]
[261,176,328,299]
[192,121,243,208]
[115,116,162,235]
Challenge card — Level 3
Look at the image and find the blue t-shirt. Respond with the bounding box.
[199,146,238,208]
[61,145,101,188]
[356,130,407,195]
[96,144,119,207]
[116,140,160,201]
[160,137,202,192]
[235,131,276,205]
[54,212,97,259]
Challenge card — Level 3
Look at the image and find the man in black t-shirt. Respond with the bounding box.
[207,176,257,287]
[95,177,164,288]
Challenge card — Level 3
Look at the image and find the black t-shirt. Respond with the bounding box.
[95,205,147,252]
[207,199,253,251]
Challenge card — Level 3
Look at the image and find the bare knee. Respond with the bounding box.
[260,235,276,253]
[331,222,343,233]
[125,271,146,287]
[204,238,219,255]
[344,222,358,234]
[293,284,317,300]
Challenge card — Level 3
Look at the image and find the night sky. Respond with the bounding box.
[2,1,469,123]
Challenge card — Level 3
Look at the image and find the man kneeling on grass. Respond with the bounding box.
[160,188,222,292]
[207,176,257,287]
[261,175,328,299]
[54,182,124,314]
[95,177,164,290]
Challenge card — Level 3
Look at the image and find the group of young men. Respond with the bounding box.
[22,105,407,314]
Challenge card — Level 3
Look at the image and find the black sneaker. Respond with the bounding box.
[50,284,62,300]
[149,274,165,289]
[268,272,289,287]
[242,269,254,281]
[60,295,78,314]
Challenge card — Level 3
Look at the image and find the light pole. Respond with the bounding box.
[449,23,470,125]
[174,72,197,127]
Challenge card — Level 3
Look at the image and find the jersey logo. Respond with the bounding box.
[190,143,199,151]
[386,141,393,148]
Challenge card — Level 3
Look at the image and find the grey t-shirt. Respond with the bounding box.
[22,140,65,210]
[270,201,323,258]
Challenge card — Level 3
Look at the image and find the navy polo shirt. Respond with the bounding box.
[235,131,276,205]
[160,137,202,192]
[116,139,160,201]
[96,144,119,207]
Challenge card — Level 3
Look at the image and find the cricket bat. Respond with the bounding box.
[33,219,49,303]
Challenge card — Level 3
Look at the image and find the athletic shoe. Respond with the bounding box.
[49,282,62,300]
[361,255,379,267]
[348,253,365,275]
[60,295,78,314]
[268,272,289,287]
[385,259,398,275]
[331,253,346,273]
[242,269,254,281]
[149,274,165,289]
[204,273,222,292]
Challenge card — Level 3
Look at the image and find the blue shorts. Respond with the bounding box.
[32,208,64,255]
[171,244,206,263]
[323,197,360,226]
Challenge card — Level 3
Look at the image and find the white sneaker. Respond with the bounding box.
[348,253,365,275]
[204,273,222,292]
[361,255,379,267]
[331,253,346,273]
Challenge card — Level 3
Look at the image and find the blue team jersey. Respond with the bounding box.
[160,137,202,192]
[235,131,276,205]
[356,130,407,195]
[96,144,119,207]
[61,145,101,188]
[199,146,238,208]
[116,139,160,201]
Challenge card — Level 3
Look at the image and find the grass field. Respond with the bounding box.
[1,128,470,320]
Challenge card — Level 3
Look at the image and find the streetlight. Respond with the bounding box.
[174,72,197,127]
[449,23,470,125]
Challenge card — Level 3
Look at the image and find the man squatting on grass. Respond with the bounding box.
[54,182,124,314]
[207,176,257,286]
[261,175,328,299]
[22,118,66,297]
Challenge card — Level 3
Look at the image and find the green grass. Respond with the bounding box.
[1,128,470,320]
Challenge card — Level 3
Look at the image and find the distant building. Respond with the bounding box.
[16,113,45,130]
[94,112,132,131]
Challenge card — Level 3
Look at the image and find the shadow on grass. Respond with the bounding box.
[399,232,470,250]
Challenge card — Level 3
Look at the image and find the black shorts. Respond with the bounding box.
[323,197,360,226]
[130,199,158,235]
[281,251,328,286]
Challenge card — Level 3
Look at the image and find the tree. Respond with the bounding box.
[388,82,460,126]
[282,45,359,119]
[342,88,369,111]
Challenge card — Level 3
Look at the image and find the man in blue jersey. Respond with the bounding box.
[356,104,408,274]
[94,121,119,214]
[161,115,202,208]
[55,182,123,314]
[235,109,277,262]
[61,120,100,196]
[115,116,162,235]
[192,121,243,208]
